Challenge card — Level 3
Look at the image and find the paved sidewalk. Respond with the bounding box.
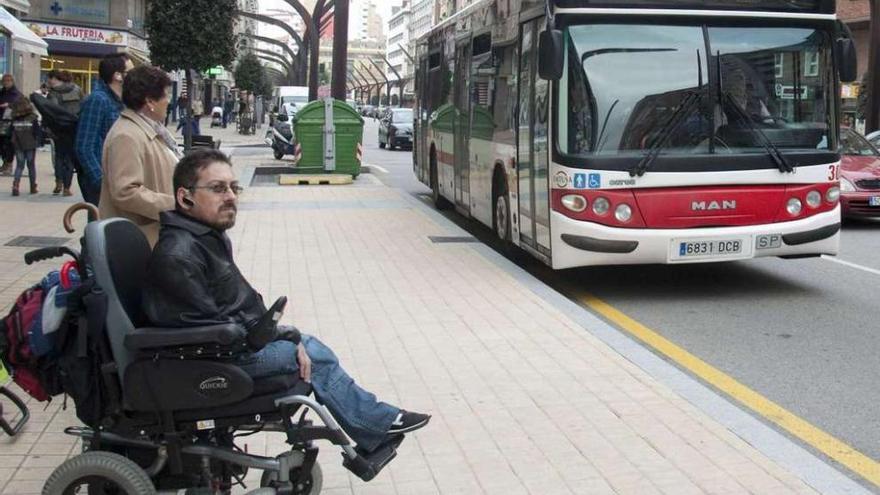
[0,137,865,494]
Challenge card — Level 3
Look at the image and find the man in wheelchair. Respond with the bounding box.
[143,149,430,452]
[44,150,428,494]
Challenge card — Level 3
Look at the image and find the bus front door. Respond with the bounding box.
[453,40,471,213]
[517,19,552,260]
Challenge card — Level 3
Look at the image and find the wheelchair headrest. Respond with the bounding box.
[85,218,151,328]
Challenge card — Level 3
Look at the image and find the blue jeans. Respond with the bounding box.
[14,150,36,186]
[235,335,399,452]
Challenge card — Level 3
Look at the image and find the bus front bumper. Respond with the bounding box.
[549,207,841,269]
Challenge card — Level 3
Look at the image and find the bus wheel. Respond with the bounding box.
[494,186,511,243]
[431,153,451,210]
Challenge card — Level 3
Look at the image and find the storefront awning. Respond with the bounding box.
[0,1,29,14]
[0,7,46,56]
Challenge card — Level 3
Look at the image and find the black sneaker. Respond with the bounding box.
[387,411,431,434]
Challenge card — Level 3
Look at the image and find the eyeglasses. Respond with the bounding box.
[191,183,244,196]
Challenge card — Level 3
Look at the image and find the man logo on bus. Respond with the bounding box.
[692,200,737,211]
[573,173,587,189]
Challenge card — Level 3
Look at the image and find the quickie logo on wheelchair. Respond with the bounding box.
[198,375,231,397]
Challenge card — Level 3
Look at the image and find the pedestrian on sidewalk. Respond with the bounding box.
[0,74,22,175]
[176,95,199,136]
[222,97,234,128]
[142,149,431,455]
[192,97,203,136]
[75,53,133,206]
[100,65,179,247]
[47,70,83,196]
[9,96,39,196]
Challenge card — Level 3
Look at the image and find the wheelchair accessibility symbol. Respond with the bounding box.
[588,173,601,189]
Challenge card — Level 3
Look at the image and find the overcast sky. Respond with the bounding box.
[258,0,399,37]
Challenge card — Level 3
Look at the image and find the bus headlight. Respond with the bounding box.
[561,194,587,213]
[826,186,840,203]
[839,178,855,192]
[805,190,821,208]
[592,197,610,216]
[786,198,802,216]
[615,203,633,223]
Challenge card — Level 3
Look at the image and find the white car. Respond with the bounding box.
[866,130,880,149]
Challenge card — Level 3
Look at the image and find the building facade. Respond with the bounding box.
[387,2,410,75]
[387,1,412,104]
[409,0,435,44]
[23,0,147,94]
[350,0,384,43]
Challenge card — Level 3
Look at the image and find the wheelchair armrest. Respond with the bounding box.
[125,324,247,350]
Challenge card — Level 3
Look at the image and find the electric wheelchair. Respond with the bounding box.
[40,218,402,494]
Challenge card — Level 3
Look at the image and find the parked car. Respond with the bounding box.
[840,127,880,218]
[379,107,414,150]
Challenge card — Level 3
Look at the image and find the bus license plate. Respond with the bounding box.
[870,196,880,207]
[673,238,745,260]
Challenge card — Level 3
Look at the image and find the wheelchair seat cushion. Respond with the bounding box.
[174,376,312,422]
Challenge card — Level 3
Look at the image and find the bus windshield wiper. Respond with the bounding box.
[721,92,794,173]
[630,90,702,177]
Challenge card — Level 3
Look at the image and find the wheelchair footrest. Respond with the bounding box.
[342,434,404,482]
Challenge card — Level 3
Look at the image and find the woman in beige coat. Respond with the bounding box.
[100,65,181,246]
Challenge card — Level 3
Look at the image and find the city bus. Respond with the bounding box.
[412,0,857,268]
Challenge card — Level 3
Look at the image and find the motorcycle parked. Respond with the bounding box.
[266,112,296,160]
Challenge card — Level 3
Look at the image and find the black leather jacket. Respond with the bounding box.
[142,210,300,345]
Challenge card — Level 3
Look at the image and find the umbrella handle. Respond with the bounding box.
[63,202,100,233]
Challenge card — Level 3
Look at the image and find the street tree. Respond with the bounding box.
[145,0,237,149]
[234,52,265,94]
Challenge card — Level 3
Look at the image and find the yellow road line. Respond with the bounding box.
[582,293,880,486]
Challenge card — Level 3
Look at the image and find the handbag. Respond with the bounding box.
[0,120,11,137]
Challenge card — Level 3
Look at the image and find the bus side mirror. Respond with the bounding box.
[538,29,564,81]
[836,38,857,83]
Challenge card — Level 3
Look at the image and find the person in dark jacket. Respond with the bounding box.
[10,96,39,196]
[0,74,22,174]
[47,70,83,195]
[141,150,431,455]
[222,97,234,128]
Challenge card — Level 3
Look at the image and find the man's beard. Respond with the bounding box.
[211,205,238,231]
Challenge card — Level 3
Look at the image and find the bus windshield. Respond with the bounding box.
[559,23,832,161]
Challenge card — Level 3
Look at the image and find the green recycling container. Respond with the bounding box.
[293,99,364,177]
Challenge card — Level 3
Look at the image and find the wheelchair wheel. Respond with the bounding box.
[260,451,322,494]
[42,451,156,495]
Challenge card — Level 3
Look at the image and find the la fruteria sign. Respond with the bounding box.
[27,22,127,46]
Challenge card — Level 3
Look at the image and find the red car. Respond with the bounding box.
[840,128,880,218]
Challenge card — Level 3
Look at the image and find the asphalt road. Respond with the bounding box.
[345,118,880,490]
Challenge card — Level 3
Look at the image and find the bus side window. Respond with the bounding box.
[492,45,516,146]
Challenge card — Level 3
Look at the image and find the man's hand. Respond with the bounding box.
[296,343,312,382]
